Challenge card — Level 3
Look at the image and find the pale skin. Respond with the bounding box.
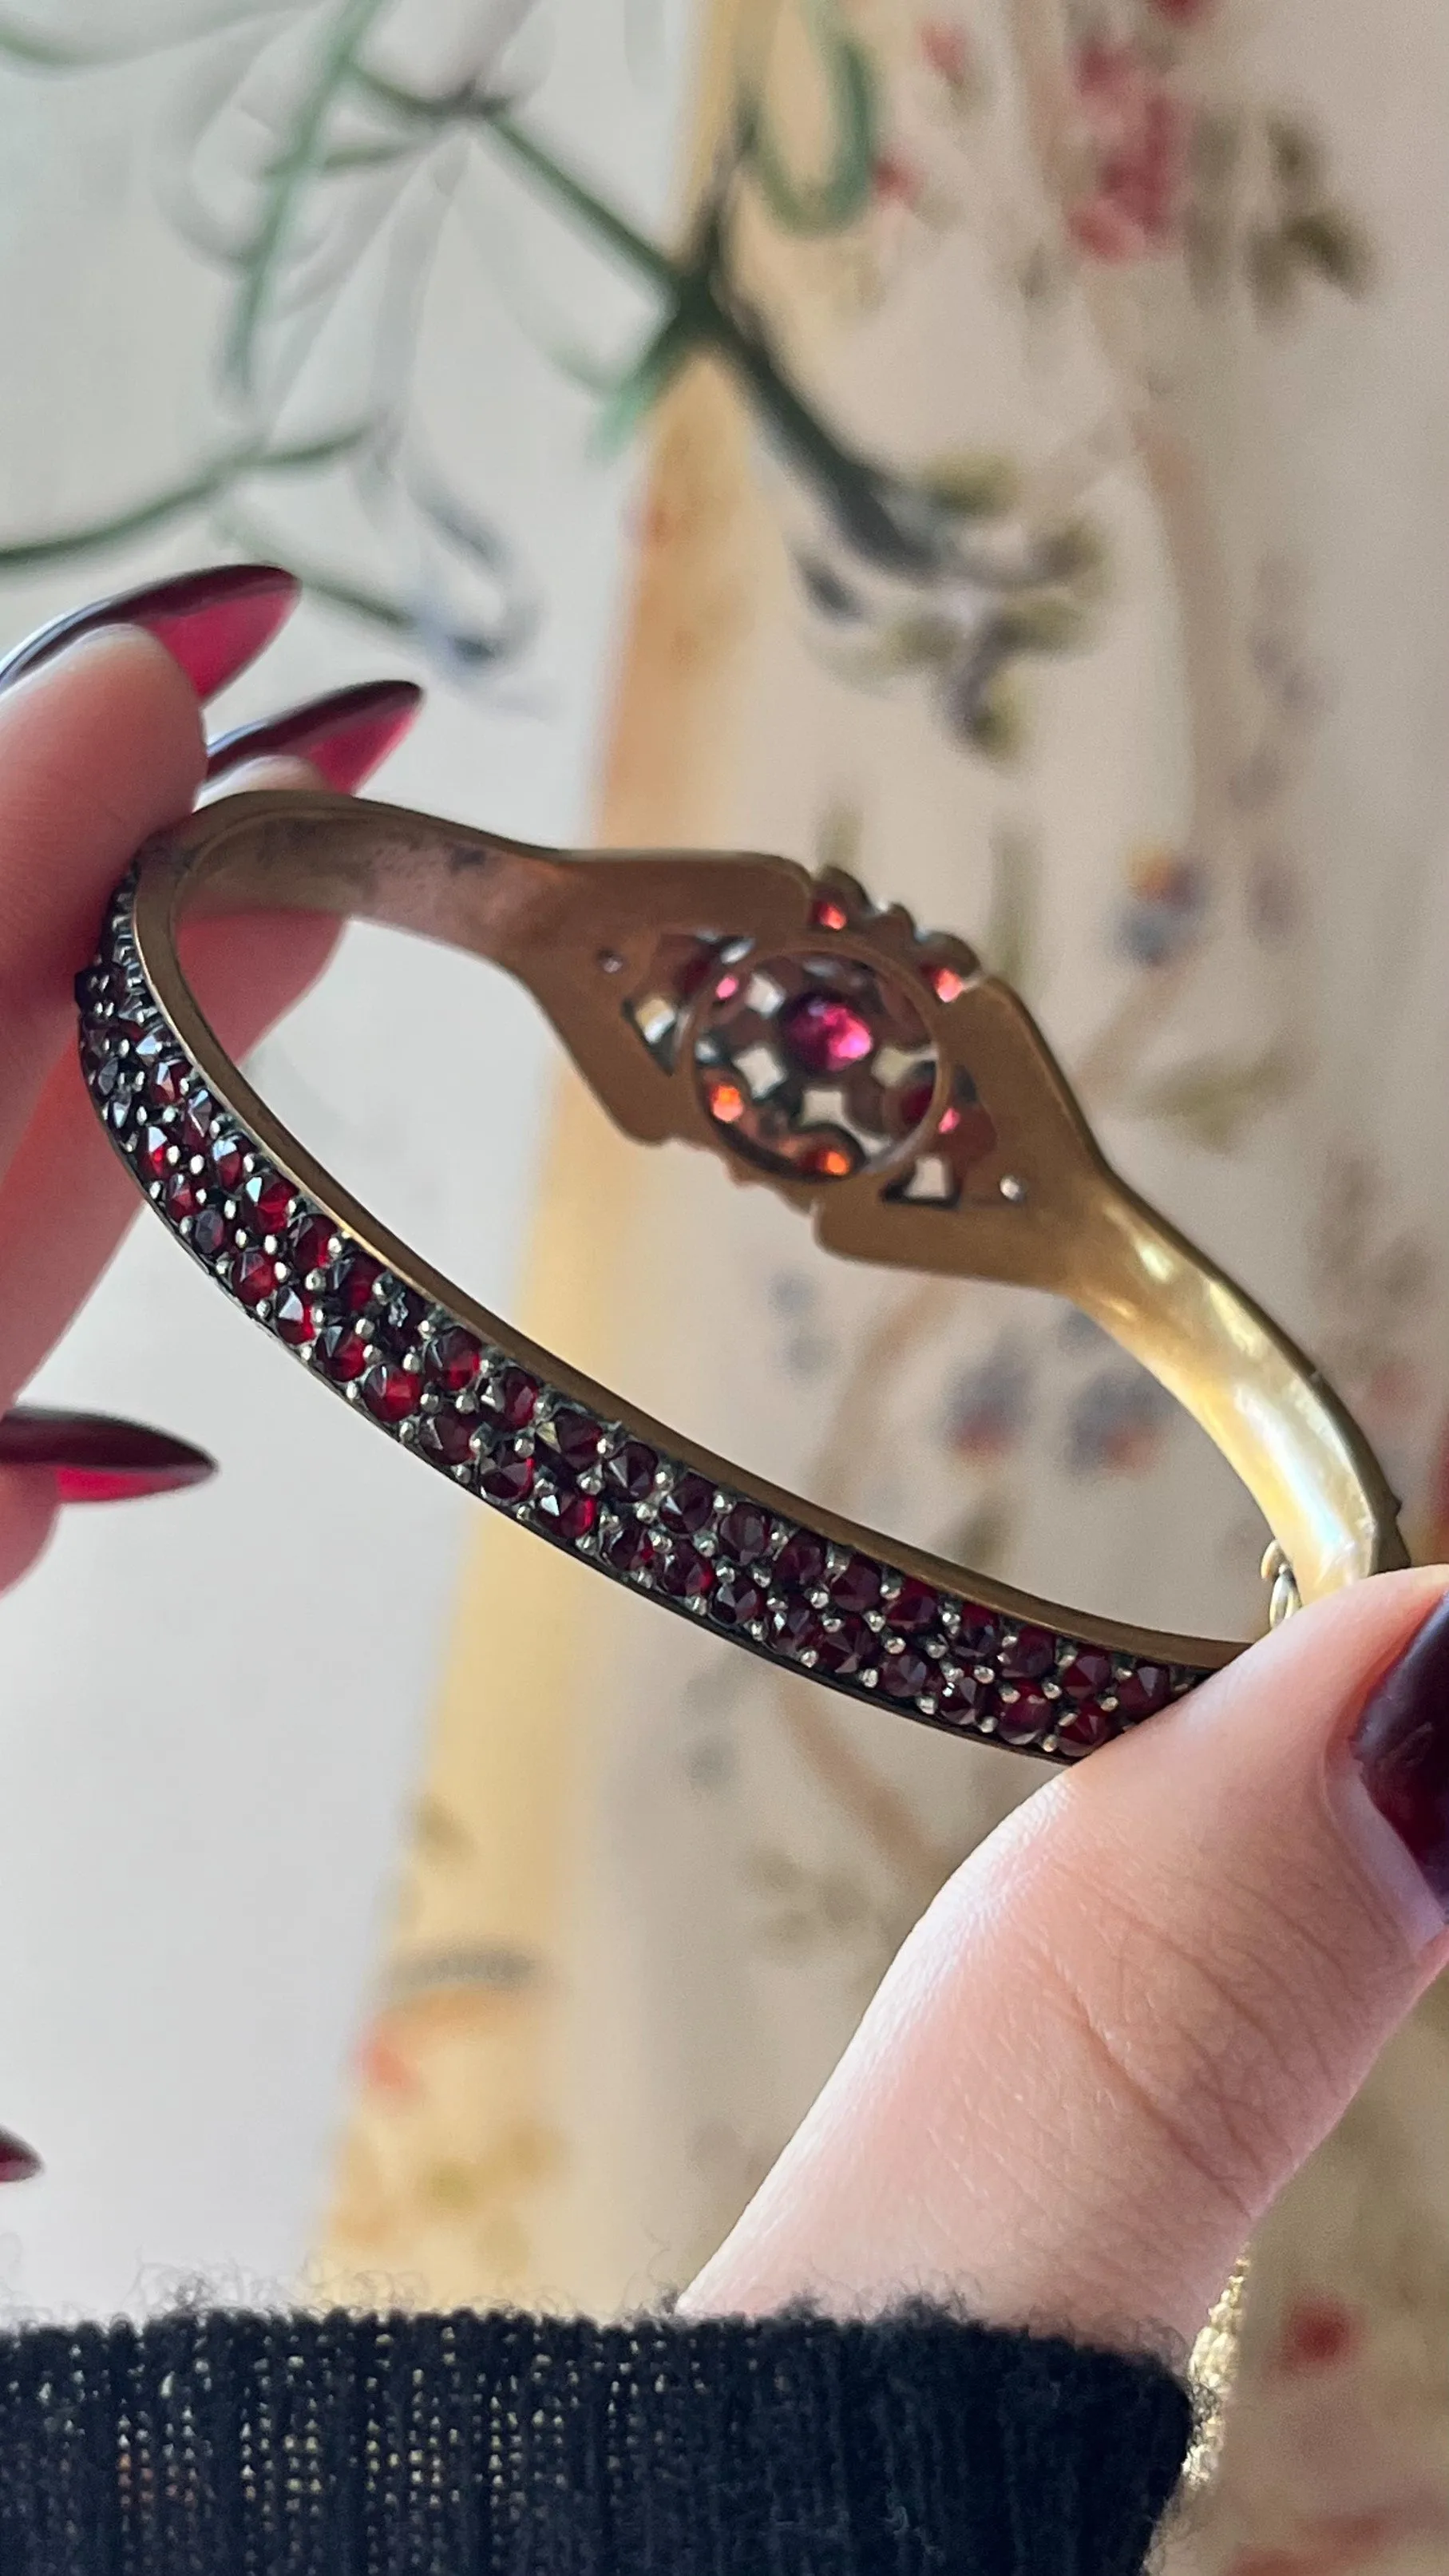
[4,627,1447,2365]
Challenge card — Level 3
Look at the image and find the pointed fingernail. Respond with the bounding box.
[0,1406,216,1503]
[1348,1591,1449,1931]
[0,2129,41,2185]
[206,677,423,791]
[0,564,299,702]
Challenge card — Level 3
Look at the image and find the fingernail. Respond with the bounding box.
[1349,1591,1449,1929]
[0,563,299,702]
[205,677,422,791]
[0,2129,41,2185]
[0,1405,216,1504]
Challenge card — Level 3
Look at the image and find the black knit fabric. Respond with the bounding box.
[0,2304,1192,2575]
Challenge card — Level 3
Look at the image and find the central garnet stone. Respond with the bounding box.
[778,990,874,1076]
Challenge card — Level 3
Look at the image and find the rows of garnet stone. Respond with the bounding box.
[77,905,1200,1762]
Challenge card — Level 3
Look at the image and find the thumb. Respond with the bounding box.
[682,1567,1449,2355]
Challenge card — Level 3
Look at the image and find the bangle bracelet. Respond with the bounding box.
[77,791,1406,1766]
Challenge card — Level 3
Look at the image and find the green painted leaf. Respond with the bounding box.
[961,666,1023,759]
[591,303,709,456]
[1282,207,1371,293]
[469,105,679,291]
[880,610,968,669]
[0,424,370,573]
[996,593,1087,653]
[226,0,394,398]
[738,0,878,237]
[0,4,279,66]
[317,138,418,173]
[1265,113,1320,198]
[1035,517,1107,586]
[917,450,1019,519]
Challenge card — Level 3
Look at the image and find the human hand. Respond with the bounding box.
[0,567,422,2180]
[683,1568,1449,2362]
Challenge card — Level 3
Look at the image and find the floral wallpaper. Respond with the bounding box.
[308,0,1449,2564]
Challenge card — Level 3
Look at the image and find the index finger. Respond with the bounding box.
[0,628,204,1183]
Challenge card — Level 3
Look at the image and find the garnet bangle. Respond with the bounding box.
[77,791,1407,1766]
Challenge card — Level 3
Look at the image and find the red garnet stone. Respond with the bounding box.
[936,1667,995,1724]
[362,1363,421,1425]
[774,1599,826,1659]
[552,1408,604,1473]
[1058,1649,1114,1701]
[243,1171,294,1232]
[180,1099,214,1157]
[148,1055,188,1112]
[1055,1698,1114,1754]
[192,1207,229,1262]
[491,1368,540,1432]
[775,1530,826,1594]
[232,1249,283,1310]
[999,1625,1054,1681]
[711,1571,766,1628]
[718,1501,770,1561]
[814,1615,870,1677]
[287,1214,337,1277]
[332,1254,382,1314]
[275,1289,322,1348]
[138,1124,172,1182]
[995,1688,1054,1746]
[888,1578,938,1633]
[536,1484,598,1543]
[605,1441,658,1503]
[956,1607,1000,1663]
[659,1541,714,1600]
[318,1322,371,1383]
[661,1472,715,1534]
[779,990,874,1076]
[1113,1663,1172,1718]
[604,1521,659,1577]
[208,1134,246,1192]
[829,1555,881,1615]
[422,1407,477,1467]
[427,1327,482,1393]
[481,1454,535,1507]
[879,1645,932,1700]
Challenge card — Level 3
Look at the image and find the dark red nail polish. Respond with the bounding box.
[0,564,299,702]
[0,2129,41,2185]
[0,1405,216,1504]
[205,677,422,790]
[1352,1594,1449,1912]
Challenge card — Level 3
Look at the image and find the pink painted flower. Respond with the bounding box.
[1117,846,1206,965]
[358,2022,419,2098]
[1066,1370,1174,1476]
[872,149,924,208]
[1273,2297,1360,2377]
[920,18,974,91]
[944,1348,1029,1463]
[1067,41,1189,261]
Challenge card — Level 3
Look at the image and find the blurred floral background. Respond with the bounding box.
[5,2,1449,2567]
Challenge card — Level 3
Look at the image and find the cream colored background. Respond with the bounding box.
[0,0,699,2317]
